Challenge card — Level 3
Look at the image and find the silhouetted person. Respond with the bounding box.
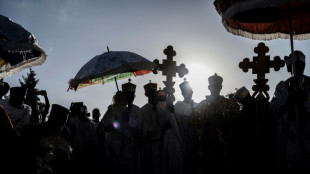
[174,79,199,174]
[270,50,310,174]
[26,89,50,123]
[0,86,31,132]
[141,81,165,174]
[92,107,101,130]
[160,88,184,174]
[188,73,241,174]
[97,91,128,174]
[234,86,276,174]
[67,103,98,173]
[101,79,142,174]
[18,104,71,174]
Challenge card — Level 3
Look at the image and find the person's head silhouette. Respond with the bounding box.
[208,73,223,97]
[9,86,27,108]
[92,108,100,122]
[144,80,157,105]
[179,78,193,102]
[285,50,306,78]
[122,79,136,106]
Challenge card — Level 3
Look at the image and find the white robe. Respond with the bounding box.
[141,102,168,174]
[103,104,142,174]
[0,99,31,131]
[174,100,199,171]
[160,100,184,174]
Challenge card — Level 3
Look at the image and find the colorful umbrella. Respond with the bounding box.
[0,14,47,79]
[213,0,310,75]
[68,50,156,91]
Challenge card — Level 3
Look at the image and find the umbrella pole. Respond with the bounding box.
[288,3,300,137]
[114,77,119,91]
[288,3,296,77]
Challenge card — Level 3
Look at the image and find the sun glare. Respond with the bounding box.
[175,63,214,103]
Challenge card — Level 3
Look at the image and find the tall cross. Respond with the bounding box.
[153,45,188,96]
[239,42,285,100]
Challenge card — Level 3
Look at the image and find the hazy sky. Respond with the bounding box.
[1,0,310,116]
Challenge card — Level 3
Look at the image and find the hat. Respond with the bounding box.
[179,78,191,92]
[48,104,69,124]
[233,86,249,102]
[144,80,157,92]
[122,78,136,92]
[10,86,27,98]
[208,73,223,86]
[157,87,166,96]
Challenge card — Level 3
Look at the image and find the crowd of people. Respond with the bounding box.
[0,50,309,174]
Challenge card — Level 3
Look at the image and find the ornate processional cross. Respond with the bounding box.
[153,45,188,96]
[239,42,285,100]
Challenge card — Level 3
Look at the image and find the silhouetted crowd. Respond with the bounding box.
[0,50,310,174]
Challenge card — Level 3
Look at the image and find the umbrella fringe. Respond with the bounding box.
[0,51,47,79]
[223,22,310,40]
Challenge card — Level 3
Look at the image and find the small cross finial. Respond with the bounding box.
[164,45,176,61]
[128,78,131,83]
[149,80,151,83]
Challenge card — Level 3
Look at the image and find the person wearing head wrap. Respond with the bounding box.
[100,78,143,174]
[0,86,31,132]
[174,78,199,174]
[188,73,241,174]
[270,50,310,174]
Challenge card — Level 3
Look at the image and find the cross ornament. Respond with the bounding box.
[153,45,188,96]
[239,42,285,100]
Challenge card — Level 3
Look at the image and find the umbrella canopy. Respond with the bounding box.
[68,50,156,91]
[214,0,310,40]
[213,0,310,76]
[0,14,47,79]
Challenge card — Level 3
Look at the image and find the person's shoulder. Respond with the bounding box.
[174,101,183,106]
[175,101,183,104]
[23,104,31,109]
[222,96,237,103]
[196,99,208,108]
[304,75,310,80]
[283,77,293,84]
[132,104,141,110]
[198,98,208,104]
[141,103,151,109]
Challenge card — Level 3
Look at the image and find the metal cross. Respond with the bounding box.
[239,42,285,100]
[153,45,188,96]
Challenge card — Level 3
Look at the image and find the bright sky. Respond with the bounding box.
[1,0,310,116]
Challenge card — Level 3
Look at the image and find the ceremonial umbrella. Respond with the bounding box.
[213,0,310,75]
[68,49,156,91]
[0,14,47,79]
